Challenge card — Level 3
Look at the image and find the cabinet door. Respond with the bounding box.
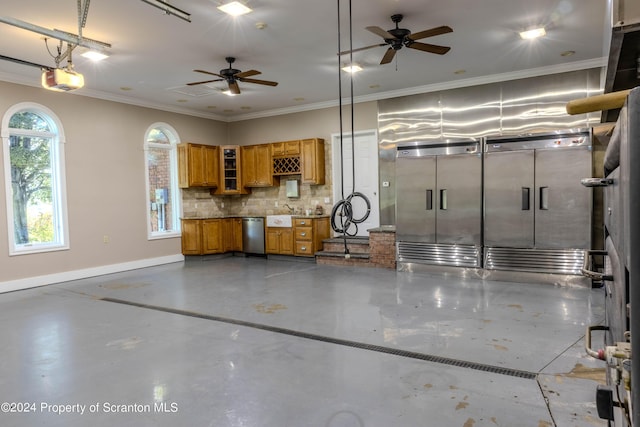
[181,220,202,255]
[202,220,223,254]
[204,145,219,187]
[189,145,206,186]
[484,150,535,247]
[232,218,243,251]
[242,146,257,186]
[255,144,273,186]
[301,139,325,184]
[279,228,294,254]
[265,228,280,253]
[534,147,591,248]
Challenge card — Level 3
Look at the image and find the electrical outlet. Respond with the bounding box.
[103,235,109,244]
[275,201,278,207]
[221,202,224,208]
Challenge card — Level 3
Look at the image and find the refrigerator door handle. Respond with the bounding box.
[539,186,549,210]
[426,189,433,210]
[521,187,530,210]
[440,189,447,210]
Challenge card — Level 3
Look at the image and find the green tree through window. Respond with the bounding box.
[2,104,68,255]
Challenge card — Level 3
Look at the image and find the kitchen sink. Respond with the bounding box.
[266,215,292,227]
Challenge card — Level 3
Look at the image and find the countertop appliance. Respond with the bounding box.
[242,217,265,255]
[483,130,592,275]
[396,140,482,268]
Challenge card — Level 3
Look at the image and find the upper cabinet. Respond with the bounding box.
[272,140,301,156]
[301,138,325,185]
[242,144,276,187]
[177,143,219,188]
[212,145,250,195]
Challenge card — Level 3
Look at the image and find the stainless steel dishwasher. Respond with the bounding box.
[242,217,265,254]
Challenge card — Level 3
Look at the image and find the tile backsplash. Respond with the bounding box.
[181,177,333,218]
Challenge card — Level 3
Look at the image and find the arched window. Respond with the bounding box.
[144,123,181,239]
[1,103,69,255]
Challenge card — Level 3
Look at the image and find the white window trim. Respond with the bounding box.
[1,102,70,256]
[143,122,182,240]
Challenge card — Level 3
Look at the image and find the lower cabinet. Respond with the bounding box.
[265,227,294,255]
[181,218,241,255]
[294,217,330,257]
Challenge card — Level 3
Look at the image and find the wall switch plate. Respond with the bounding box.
[382,181,390,187]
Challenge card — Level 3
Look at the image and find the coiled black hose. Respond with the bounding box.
[330,192,371,237]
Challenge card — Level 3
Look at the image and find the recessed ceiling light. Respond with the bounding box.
[218,1,252,16]
[223,109,234,113]
[454,69,466,75]
[560,50,576,57]
[342,64,363,73]
[120,87,133,91]
[207,106,217,109]
[293,97,305,101]
[241,106,251,110]
[177,99,188,103]
[369,84,380,89]
[519,27,546,40]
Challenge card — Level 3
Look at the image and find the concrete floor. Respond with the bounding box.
[0,257,608,427]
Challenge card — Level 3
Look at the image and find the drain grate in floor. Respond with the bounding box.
[100,297,537,380]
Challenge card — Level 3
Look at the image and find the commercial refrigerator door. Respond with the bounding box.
[396,156,436,242]
[534,146,591,248]
[436,153,482,245]
[484,150,535,247]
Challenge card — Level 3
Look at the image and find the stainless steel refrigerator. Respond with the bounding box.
[396,141,482,268]
[483,130,592,274]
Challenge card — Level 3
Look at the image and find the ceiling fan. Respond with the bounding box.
[340,14,452,65]
[187,57,278,95]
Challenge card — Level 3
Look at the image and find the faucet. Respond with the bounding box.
[283,203,294,214]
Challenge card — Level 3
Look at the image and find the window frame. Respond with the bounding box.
[1,102,70,256]
[143,122,181,240]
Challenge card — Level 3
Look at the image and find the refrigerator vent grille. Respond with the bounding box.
[484,247,585,274]
[397,242,480,268]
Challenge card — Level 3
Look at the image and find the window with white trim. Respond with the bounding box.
[2,103,69,255]
[144,123,181,239]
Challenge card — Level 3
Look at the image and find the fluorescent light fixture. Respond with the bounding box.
[217,1,253,16]
[81,50,109,61]
[139,0,192,22]
[342,64,363,73]
[519,27,546,40]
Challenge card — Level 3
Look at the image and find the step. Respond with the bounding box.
[315,250,371,267]
[322,237,370,254]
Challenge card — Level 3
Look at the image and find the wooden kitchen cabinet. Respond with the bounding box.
[242,144,275,187]
[181,219,203,255]
[294,217,330,256]
[212,146,250,195]
[177,143,219,188]
[271,140,300,156]
[301,138,325,185]
[265,227,294,255]
[223,218,243,252]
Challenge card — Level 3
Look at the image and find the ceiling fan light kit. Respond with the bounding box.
[339,14,452,65]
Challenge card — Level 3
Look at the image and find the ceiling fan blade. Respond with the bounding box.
[407,42,451,55]
[187,78,223,86]
[407,25,453,41]
[238,77,278,87]
[380,47,396,64]
[194,69,224,78]
[235,69,261,78]
[366,26,396,39]
[228,81,241,94]
[338,43,387,55]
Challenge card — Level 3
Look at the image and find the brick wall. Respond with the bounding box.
[369,229,396,269]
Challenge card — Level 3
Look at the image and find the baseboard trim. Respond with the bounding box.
[0,254,185,294]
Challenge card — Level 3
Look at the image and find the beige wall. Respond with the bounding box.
[0,81,227,285]
[0,81,378,286]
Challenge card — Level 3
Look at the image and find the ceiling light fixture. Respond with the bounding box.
[81,49,109,61]
[342,64,363,73]
[217,1,253,16]
[519,27,546,40]
[140,0,192,22]
[222,89,237,96]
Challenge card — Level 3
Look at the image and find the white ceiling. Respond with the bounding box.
[0,0,610,121]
